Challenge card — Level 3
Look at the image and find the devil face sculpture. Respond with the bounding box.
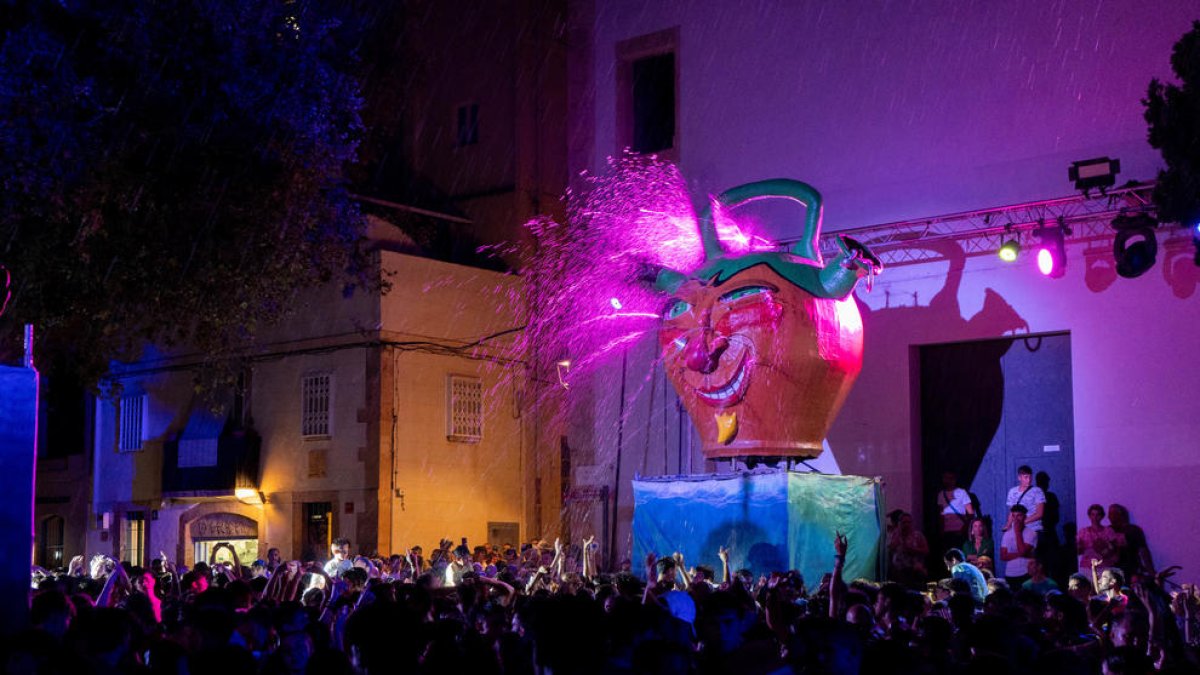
[655,180,880,461]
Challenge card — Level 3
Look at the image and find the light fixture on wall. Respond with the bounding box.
[235,487,266,505]
[1068,157,1120,196]
[1111,213,1158,278]
[555,359,571,390]
[1034,219,1068,278]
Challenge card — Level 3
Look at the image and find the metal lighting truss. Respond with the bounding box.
[805,182,1162,268]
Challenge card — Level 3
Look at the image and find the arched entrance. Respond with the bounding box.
[179,503,262,566]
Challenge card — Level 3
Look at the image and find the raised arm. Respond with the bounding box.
[830,532,848,619]
[642,552,659,605]
[717,546,732,588]
[97,560,130,608]
[478,575,517,606]
[551,538,564,583]
[673,552,692,588]
[581,535,595,581]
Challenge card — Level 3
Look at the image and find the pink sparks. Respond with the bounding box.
[711,201,776,255]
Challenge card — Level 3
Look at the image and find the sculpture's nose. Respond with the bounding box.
[684,327,728,374]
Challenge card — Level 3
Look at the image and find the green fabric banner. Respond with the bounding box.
[786,472,885,587]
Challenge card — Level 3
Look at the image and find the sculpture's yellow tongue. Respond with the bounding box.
[715,411,738,444]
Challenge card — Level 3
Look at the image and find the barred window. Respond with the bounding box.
[302,374,331,437]
[119,395,145,452]
[447,375,483,443]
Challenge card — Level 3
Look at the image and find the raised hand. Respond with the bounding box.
[834,532,849,557]
[717,546,729,563]
[583,535,595,548]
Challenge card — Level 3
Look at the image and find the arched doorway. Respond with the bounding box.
[180,506,261,566]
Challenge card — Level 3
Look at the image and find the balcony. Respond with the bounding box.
[162,409,260,498]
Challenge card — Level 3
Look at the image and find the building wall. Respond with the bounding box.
[396,0,568,252]
[34,454,90,568]
[572,0,1200,575]
[377,252,534,551]
[254,347,373,558]
[81,248,538,564]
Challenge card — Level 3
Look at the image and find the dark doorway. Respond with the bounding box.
[302,502,333,563]
[918,332,1076,581]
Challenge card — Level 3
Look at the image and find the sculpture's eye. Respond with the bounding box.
[719,285,770,303]
[664,299,692,320]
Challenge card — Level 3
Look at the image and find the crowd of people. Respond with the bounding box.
[8,512,1200,675]
[4,467,1194,674]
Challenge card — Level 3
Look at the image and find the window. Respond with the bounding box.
[119,394,145,451]
[121,512,145,567]
[302,373,331,437]
[456,103,479,147]
[39,516,65,568]
[447,375,483,442]
[617,28,678,157]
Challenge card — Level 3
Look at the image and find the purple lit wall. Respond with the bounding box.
[1,364,38,631]
[569,1,1200,574]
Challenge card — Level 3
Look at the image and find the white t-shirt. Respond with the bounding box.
[1005,486,1046,531]
[1000,527,1038,577]
[324,558,352,577]
[938,488,972,517]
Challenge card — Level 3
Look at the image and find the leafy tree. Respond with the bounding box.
[0,0,373,387]
[1145,21,1200,231]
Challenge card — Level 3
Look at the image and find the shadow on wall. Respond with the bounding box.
[701,519,785,578]
[827,239,1029,504]
[1084,238,1200,299]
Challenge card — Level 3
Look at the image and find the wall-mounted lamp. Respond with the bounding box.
[555,359,571,390]
[235,488,266,505]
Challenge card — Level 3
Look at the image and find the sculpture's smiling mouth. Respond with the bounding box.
[695,352,750,406]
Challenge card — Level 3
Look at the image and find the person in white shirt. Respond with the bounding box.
[324,537,353,578]
[1003,465,1045,534]
[1000,504,1037,585]
[936,471,974,552]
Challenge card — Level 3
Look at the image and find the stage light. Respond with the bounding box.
[1068,157,1120,195]
[1034,221,1067,278]
[998,239,1020,262]
[1111,213,1158,278]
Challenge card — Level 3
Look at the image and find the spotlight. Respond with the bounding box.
[998,239,1020,262]
[1111,213,1158,278]
[1034,221,1068,278]
[1068,157,1120,196]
